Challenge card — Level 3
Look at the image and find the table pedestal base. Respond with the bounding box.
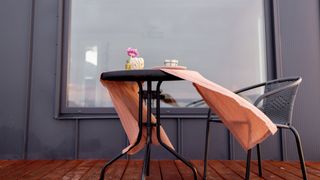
[99,81,198,180]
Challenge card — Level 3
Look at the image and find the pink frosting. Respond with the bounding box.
[127,47,139,58]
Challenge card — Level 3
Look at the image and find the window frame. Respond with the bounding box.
[54,0,278,119]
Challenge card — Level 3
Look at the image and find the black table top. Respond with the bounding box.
[100,69,183,81]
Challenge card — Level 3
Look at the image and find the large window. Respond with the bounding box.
[60,0,272,114]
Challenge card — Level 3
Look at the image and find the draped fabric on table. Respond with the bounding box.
[161,69,277,150]
[100,80,174,155]
[100,68,277,154]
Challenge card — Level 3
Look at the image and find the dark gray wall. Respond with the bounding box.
[278,0,320,161]
[0,0,319,160]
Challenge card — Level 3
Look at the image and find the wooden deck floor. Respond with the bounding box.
[0,160,319,179]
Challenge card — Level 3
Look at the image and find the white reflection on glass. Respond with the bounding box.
[85,46,98,66]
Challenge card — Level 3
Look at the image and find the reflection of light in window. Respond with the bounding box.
[257,17,267,97]
[258,17,266,83]
[85,46,98,66]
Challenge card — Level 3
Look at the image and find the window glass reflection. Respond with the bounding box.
[67,0,267,108]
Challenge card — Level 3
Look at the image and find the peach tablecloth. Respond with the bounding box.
[101,69,277,155]
[101,80,174,155]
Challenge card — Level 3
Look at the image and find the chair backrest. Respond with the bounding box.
[260,77,302,125]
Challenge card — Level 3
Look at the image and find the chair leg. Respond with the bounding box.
[203,119,211,180]
[289,126,308,180]
[245,149,252,180]
[256,144,262,177]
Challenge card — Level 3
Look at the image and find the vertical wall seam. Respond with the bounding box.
[54,0,64,118]
[177,118,181,154]
[264,0,277,80]
[273,0,284,77]
[180,118,184,156]
[273,0,287,160]
[227,130,230,159]
[228,130,235,160]
[74,119,79,159]
[23,0,36,160]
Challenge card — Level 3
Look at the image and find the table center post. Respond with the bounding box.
[143,80,152,177]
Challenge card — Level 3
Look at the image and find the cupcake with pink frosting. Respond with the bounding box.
[125,47,144,70]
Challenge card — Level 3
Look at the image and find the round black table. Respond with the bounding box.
[99,69,198,180]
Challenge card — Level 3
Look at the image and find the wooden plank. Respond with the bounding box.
[192,160,223,180]
[0,160,19,169]
[252,161,300,180]
[271,161,319,180]
[5,160,320,180]
[306,162,320,171]
[21,160,67,179]
[0,160,8,166]
[5,160,50,179]
[220,160,262,180]
[103,160,128,180]
[0,160,33,178]
[209,160,242,180]
[145,160,161,180]
[42,160,83,179]
[159,160,182,180]
[236,161,283,180]
[289,161,320,177]
[80,160,105,180]
[175,160,201,180]
[122,160,143,180]
[238,161,283,179]
[61,160,97,180]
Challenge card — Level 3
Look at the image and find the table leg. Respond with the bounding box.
[143,137,151,177]
[142,81,152,177]
[155,81,199,180]
[99,82,144,180]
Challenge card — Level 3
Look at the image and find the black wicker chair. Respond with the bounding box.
[203,77,307,180]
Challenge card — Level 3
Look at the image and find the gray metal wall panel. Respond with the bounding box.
[0,0,32,159]
[278,0,320,161]
[182,119,229,160]
[78,119,126,159]
[27,0,75,159]
[232,133,282,160]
